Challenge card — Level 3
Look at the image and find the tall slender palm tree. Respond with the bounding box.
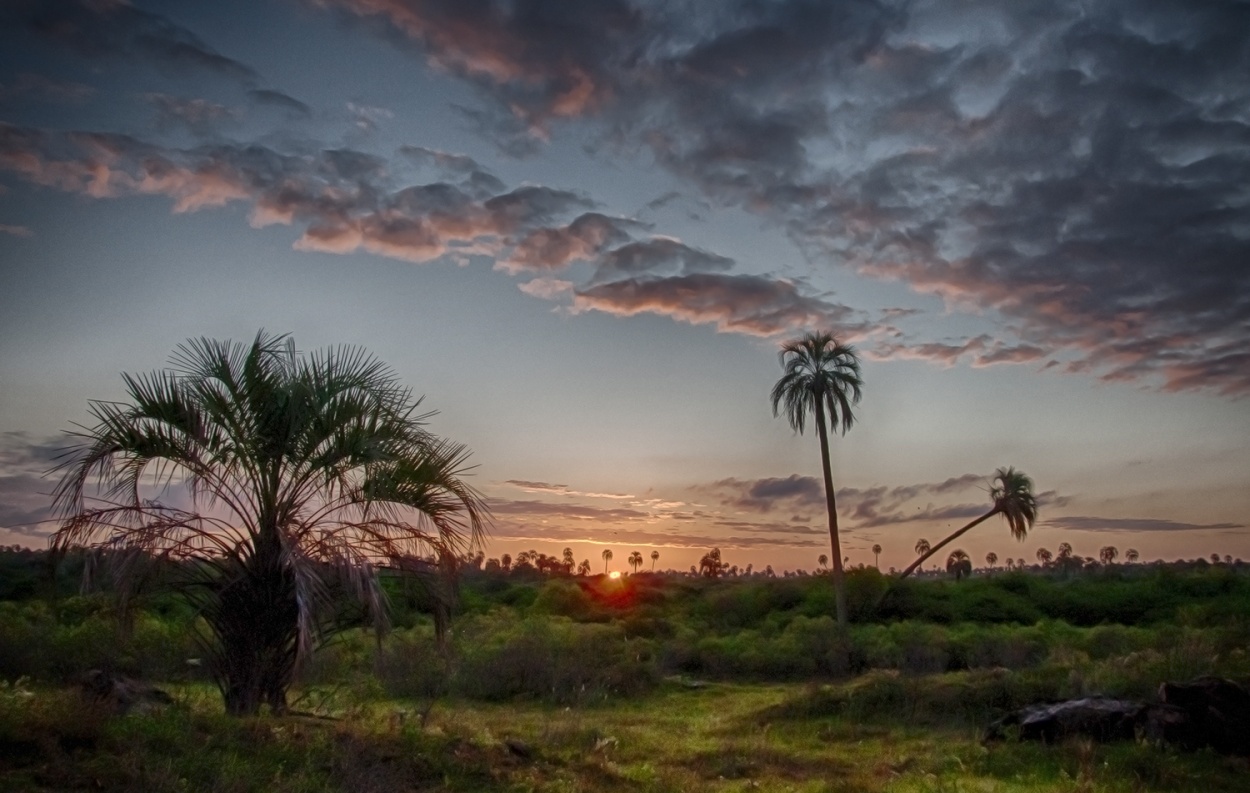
[628,551,644,573]
[50,332,487,716]
[899,468,1036,580]
[770,331,862,626]
[914,538,931,571]
[650,549,659,571]
[601,548,613,574]
[872,544,882,570]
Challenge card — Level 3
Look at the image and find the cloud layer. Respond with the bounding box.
[311,0,1250,394]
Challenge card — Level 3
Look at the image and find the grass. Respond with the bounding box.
[3,676,1247,792]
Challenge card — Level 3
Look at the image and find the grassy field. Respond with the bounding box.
[4,675,1248,792]
[4,553,1250,791]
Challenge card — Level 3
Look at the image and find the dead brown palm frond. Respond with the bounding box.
[50,330,489,716]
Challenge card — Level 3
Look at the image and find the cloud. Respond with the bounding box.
[0,72,93,103]
[7,0,257,83]
[145,93,237,136]
[698,475,825,512]
[588,237,733,284]
[1043,516,1244,533]
[487,499,650,523]
[306,0,1250,395]
[500,212,637,274]
[572,273,868,337]
[0,122,602,264]
[0,224,33,238]
[247,89,311,117]
[0,432,65,539]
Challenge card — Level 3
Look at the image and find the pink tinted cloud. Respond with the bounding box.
[572,273,866,338]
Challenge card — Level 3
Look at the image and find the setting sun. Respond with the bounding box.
[608,571,621,580]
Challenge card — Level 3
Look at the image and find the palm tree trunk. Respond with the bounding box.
[814,403,848,626]
[897,509,997,580]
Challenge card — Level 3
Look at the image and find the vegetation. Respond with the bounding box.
[771,331,863,626]
[900,467,1037,579]
[3,547,1250,791]
[48,333,486,716]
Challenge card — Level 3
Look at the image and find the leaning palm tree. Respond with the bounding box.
[51,332,487,716]
[602,548,613,574]
[899,468,1036,580]
[628,551,644,574]
[771,332,862,625]
[871,544,882,570]
[650,549,659,571]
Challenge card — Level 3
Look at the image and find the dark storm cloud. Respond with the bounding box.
[1044,516,1244,533]
[5,0,258,83]
[311,0,1250,395]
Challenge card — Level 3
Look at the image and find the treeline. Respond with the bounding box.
[2,548,1248,708]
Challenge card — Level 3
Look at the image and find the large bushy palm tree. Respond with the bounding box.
[946,549,972,580]
[899,468,1036,580]
[51,332,487,716]
[770,331,862,626]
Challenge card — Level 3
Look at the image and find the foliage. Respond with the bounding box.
[49,332,486,715]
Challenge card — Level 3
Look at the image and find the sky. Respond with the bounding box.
[0,0,1247,574]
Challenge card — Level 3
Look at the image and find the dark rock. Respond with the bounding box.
[503,738,534,760]
[80,669,174,715]
[987,697,1144,744]
[1157,676,1250,756]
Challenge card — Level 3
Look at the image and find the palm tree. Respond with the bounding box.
[601,548,613,574]
[50,332,486,716]
[985,551,998,569]
[1036,547,1052,566]
[577,559,591,576]
[872,544,882,570]
[817,553,829,571]
[899,468,1036,580]
[946,549,972,580]
[771,331,863,627]
[1100,546,1118,565]
[1126,549,1139,564]
[650,550,660,571]
[628,551,644,573]
[914,538,931,560]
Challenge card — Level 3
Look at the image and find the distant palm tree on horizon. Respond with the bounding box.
[771,331,862,626]
[650,549,660,571]
[986,551,998,569]
[1100,546,1118,565]
[946,549,972,580]
[602,548,613,574]
[628,550,644,573]
[899,468,1037,580]
[872,544,882,570]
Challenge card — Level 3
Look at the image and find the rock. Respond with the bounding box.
[985,677,1250,756]
[80,669,173,715]
[1156,676,1250,756]
[987,697,1143,744]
